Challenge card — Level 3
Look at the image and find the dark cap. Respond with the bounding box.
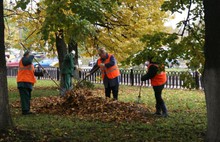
[23,50,30,57]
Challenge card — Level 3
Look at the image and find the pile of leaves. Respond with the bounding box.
[12,89,154,123]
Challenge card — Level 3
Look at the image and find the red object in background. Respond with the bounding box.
[6,57,21,67]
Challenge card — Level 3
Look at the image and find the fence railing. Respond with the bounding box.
[7,67,202,89]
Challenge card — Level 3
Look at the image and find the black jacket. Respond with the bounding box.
[141,64,158,81]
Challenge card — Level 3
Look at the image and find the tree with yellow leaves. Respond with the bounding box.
[82,0,168,63]
[6,0,169,91]
[7,0,168,62]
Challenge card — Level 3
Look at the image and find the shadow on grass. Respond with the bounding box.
[0,128,37,142]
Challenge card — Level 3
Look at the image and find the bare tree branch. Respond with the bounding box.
[181,0,192,36]
[24,29,37,42]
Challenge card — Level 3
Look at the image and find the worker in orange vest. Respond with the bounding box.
[88,48,120,100]
[17,51,36,115]
[141,57,168,117]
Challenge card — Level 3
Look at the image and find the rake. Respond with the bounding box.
[20,42,63,92]
[75,66,99,88]
[135,81,143,104]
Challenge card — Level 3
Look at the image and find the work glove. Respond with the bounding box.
[77,67,82,71]
[75,65,79,69]
[141,75,146,81]
[86,73,91,77]
[100,63,105,67]
[74,65,82,71]
[74,65,78,70]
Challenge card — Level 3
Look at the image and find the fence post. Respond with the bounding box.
[57,67,60,81]
[79,70,82,79]
[130,69,134,86]
[37,66,41,80]
[195,71,200,90]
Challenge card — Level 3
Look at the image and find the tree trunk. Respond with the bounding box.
[55,30,67,89]
[68,39,79,66]
[0,1,13,129]
[203,0,220,141]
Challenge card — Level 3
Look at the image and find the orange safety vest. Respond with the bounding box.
[17,59,36,84]
[97,54,120,80]
[148,64,167,86]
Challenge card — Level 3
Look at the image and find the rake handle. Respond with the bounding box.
[76,66,100,87]
[20,42,62,91]
[138,82,143,98]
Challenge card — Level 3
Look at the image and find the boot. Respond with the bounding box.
[154,104,162,116]
[161,103,168,117]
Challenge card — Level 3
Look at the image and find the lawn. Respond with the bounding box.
[3,77,207,142]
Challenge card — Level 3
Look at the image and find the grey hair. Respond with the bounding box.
[98,48,106,54]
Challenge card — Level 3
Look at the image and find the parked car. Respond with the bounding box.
[7,48,21,58]
[6,57,21,67]
[49,59,82,67]
[88,59,97,67]
[78,59,83,66]
[5,52,16,60]
[165,59,180,68]
[33,58,58,68]
[32,52,46,60]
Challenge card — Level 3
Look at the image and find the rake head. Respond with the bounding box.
[134,95,143,104]
[134,82,143,104]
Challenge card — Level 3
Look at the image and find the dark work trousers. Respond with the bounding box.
[61,74,73,96]
[105,84,119,100]
[18,87,32,113]
[153,84,167,114]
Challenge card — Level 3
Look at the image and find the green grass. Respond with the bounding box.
[6,78,207,142]
[165,68,188,72]
[8,77,59,102]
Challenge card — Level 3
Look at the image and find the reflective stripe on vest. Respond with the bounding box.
[97,54,120,80]
[148,64,167,86]
[18,66,32,70]
[17,59,36,84]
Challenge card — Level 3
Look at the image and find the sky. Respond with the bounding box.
[164,11,188,29]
